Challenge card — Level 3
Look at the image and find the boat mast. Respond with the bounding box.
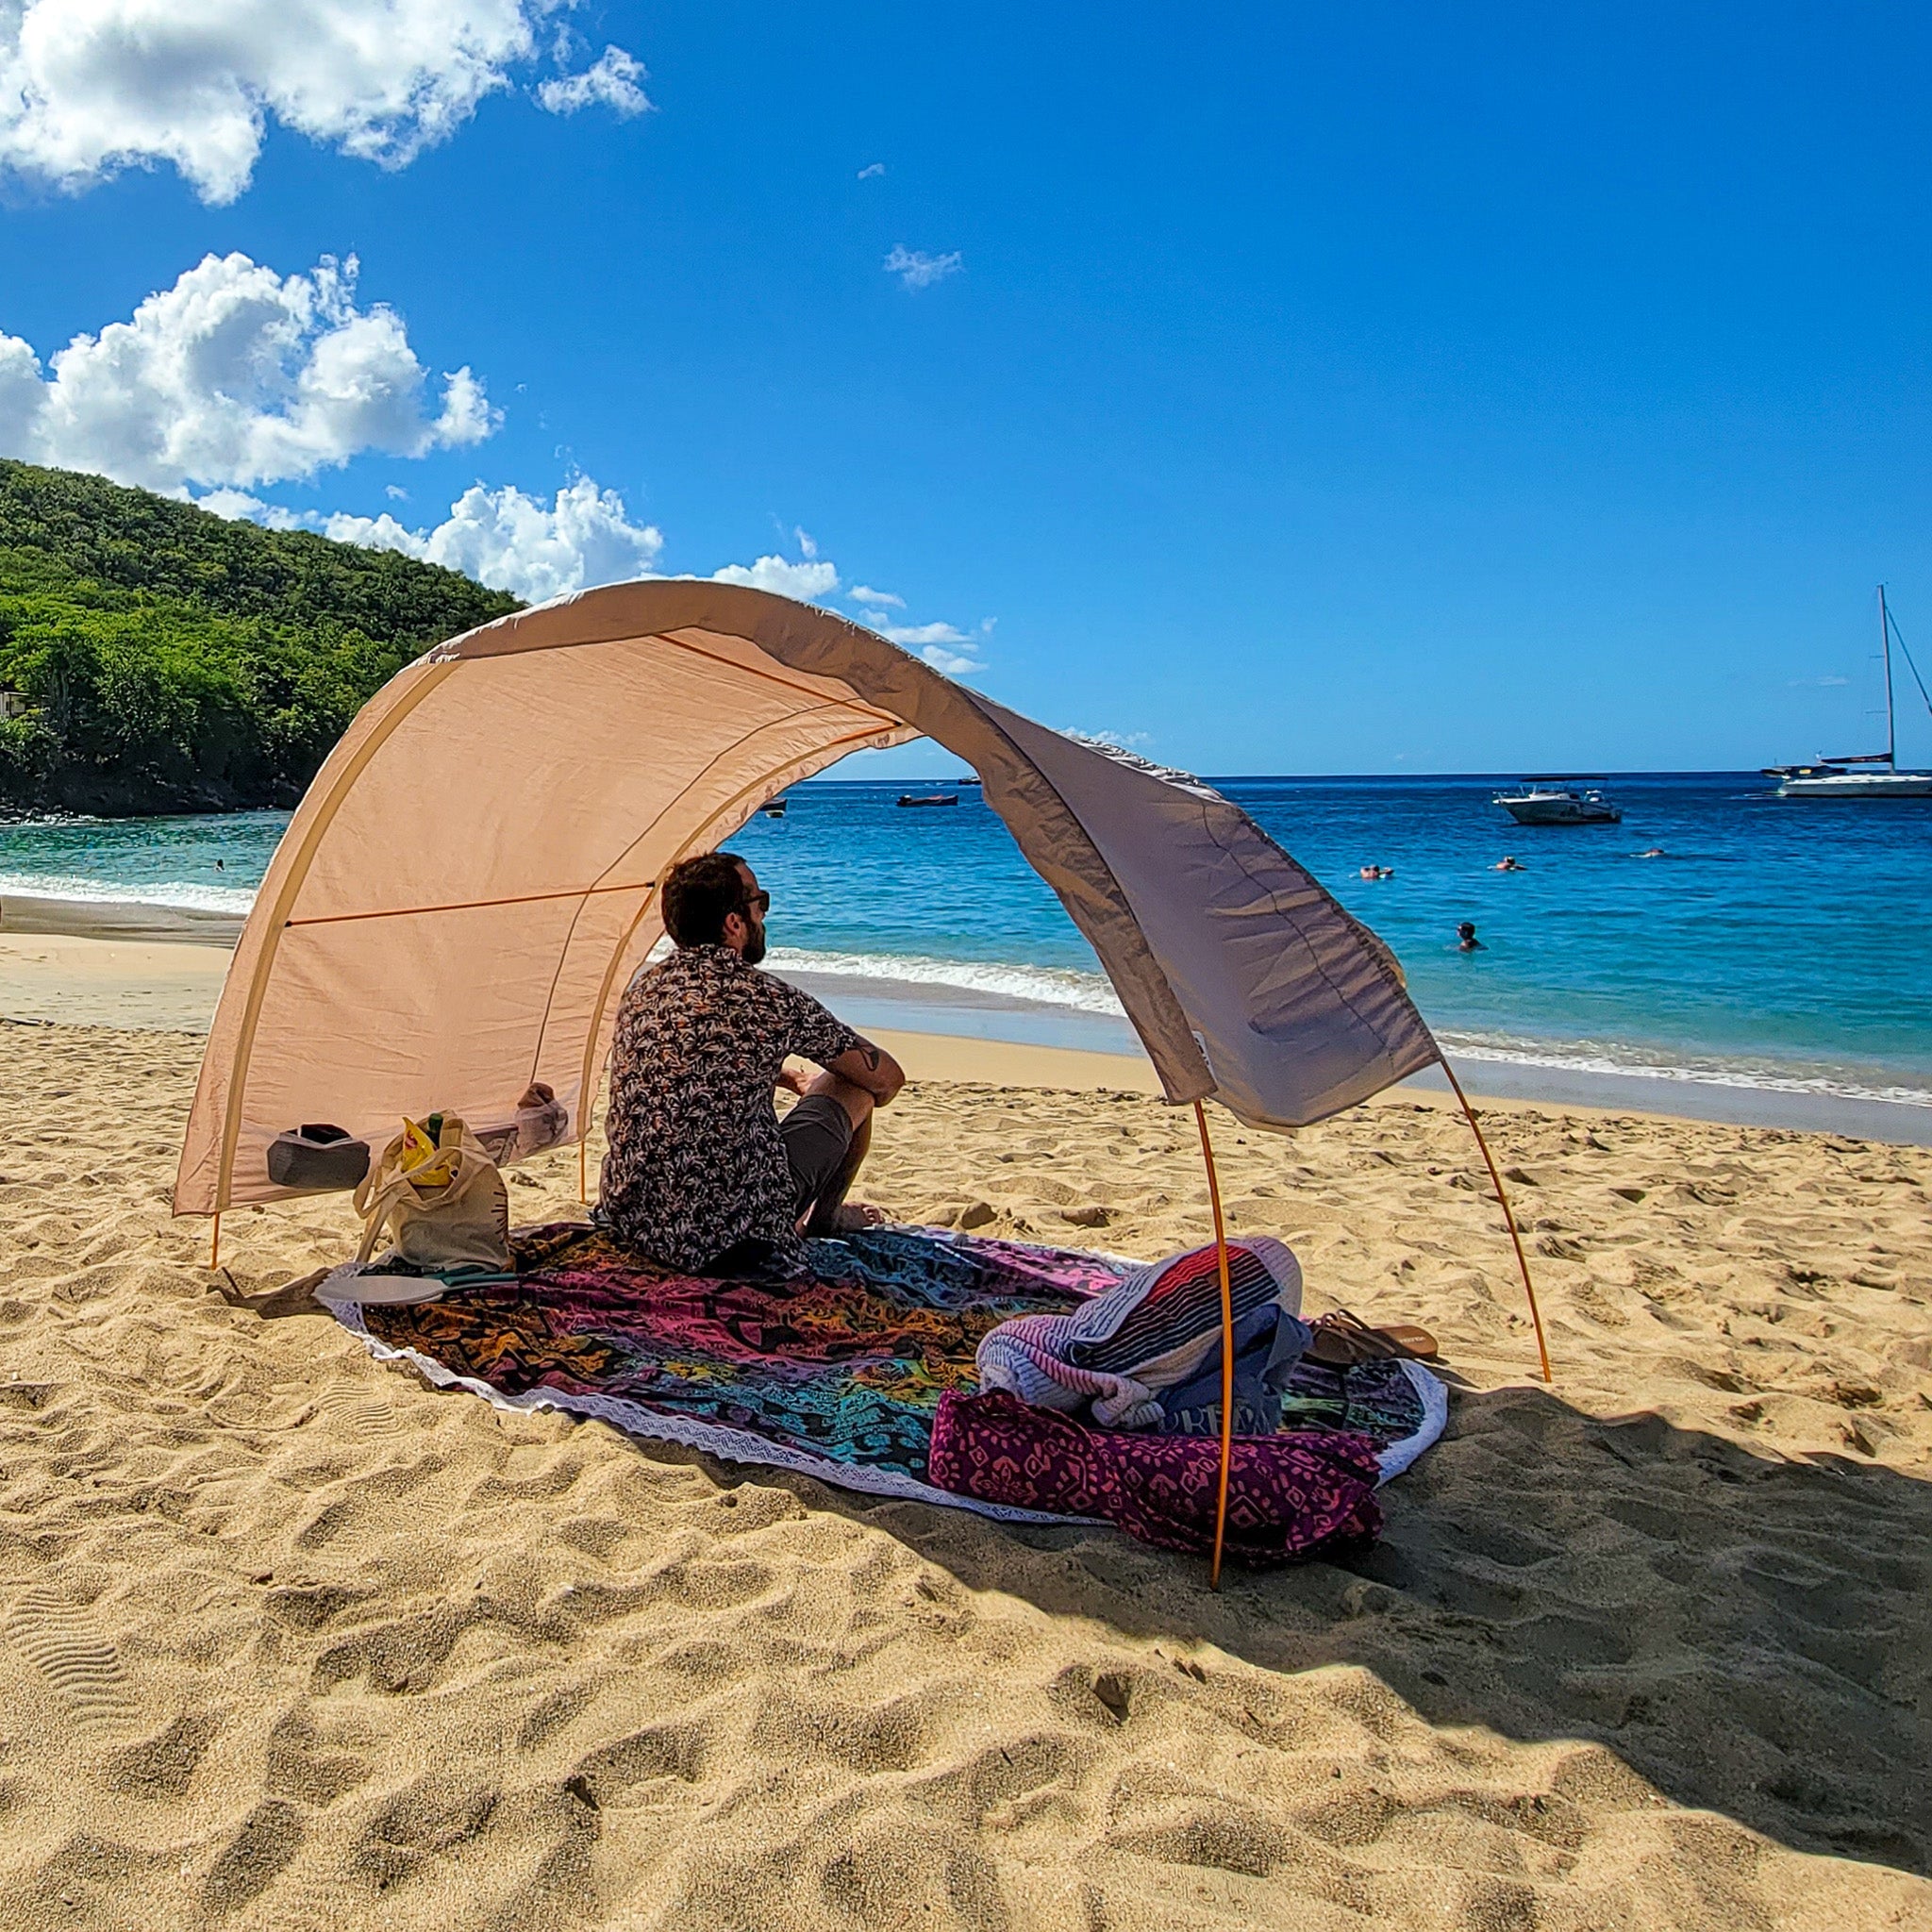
[1880,583,1897,770]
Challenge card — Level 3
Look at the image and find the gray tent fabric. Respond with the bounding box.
[175,580,1441,1216]
[960,700,1441,1127]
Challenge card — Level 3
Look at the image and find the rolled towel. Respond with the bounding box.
[976,1235,1301,1429]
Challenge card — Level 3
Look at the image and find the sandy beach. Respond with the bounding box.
[0,933,1927,1929]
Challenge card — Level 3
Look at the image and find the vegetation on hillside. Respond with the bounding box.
[0,460,520,813]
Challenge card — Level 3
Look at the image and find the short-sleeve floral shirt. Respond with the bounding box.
[598,943,864,1271]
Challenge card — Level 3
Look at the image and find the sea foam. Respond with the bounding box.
[764,946,1129,1015]
[0,872,258,916]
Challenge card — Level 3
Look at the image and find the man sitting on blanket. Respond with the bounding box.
[599,850,906,1274]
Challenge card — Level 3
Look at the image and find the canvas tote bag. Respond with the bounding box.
[354,1112,511,1271]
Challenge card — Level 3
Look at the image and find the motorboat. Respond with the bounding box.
[896,792,958,808]
[1492,780,1622,826]
[1768,587,1932,798]
[760,796,789,818]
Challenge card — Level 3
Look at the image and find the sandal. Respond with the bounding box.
[1307,1308,1441,1366]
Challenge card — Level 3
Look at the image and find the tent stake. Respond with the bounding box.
[1439,1059,1551,1383]
[1192,1100,1236,1591]
[209,1212,221,1271]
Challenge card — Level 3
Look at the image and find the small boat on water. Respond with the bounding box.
[1493,779,1623,825]
[896,792,958,808]
[1767,587,1932,798]
[1770,762,1932,798]
[760,797,789,818]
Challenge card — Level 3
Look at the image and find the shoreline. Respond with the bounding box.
[0,888,244,945]
[5,890,1929,1144]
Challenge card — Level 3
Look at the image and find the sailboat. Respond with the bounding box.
[1768,587,1932,798]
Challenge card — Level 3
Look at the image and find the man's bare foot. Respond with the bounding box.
[827,1202,888,1231]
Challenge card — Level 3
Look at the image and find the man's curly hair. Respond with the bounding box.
[660,851,752,947]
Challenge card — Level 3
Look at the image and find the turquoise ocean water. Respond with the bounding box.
[3,773,1928,1110]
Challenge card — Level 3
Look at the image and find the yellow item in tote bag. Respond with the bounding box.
[354,1112,511,1271]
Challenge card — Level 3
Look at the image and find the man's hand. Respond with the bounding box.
[775,1061,811,1098]
[825,1039,906,1106]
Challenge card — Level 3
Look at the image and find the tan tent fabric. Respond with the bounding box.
[175,581,1441,1216]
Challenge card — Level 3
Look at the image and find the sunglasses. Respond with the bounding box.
[741,890,772,916]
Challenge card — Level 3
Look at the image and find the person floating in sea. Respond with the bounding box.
[1633,847,1667,859]
[1457,921,1484,952]
[1493,856,1524,872]
[1358,864,1394,880]
[597,850,905,1276]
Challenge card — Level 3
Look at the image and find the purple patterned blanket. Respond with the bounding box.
[930,1391,1384,1565]
[326,1223,1445,1538]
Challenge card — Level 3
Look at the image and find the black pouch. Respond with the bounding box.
[267,1124,372,1192]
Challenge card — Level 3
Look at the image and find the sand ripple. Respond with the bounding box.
[0,1023,1926,1928]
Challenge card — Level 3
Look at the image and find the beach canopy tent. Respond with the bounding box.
[175,580,1546,1584]
[175,580,1455,1218]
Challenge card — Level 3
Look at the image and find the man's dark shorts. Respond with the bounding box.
[697,1096,856,1276]
[781,1091,855,1217]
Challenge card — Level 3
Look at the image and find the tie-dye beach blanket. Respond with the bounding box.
[323,1222,1446,1527]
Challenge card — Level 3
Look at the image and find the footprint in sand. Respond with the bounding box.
[4,1585,138,1730]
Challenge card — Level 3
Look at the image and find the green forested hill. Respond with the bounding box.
[0,460,521,813]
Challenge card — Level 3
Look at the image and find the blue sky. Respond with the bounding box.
[2,2,1928,775]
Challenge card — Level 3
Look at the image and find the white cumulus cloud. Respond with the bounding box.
[702,556,985,671]
[879,620,973,647]
[885,245,963,291]
[1061,726,1152,750]
[311,476,664,604]
[709,555,840,601]
[916,643,981,675]
[0,253,493,494]
[205,460,983,667]
[859,618,986,675]
[536,44,651,118]
[0,1,645,205]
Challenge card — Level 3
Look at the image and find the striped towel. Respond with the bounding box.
[975,1236,1302,1429]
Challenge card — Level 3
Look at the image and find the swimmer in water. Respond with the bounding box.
[1634,847,1666,859]
[1457,921,1484,952]
[1493,856,1524,872]
[1358,864,1394,880]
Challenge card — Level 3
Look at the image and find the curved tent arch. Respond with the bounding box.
[175,580,1446,1220]
[176,579,1553,1580]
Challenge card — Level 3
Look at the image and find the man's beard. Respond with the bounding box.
[741,924,767,967]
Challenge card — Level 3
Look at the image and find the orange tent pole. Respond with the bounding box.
[209,1211,222,1271]
[579,1138,588,1206]
[1439,1059,1550,1383]
[1192,1100,1237,1590]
